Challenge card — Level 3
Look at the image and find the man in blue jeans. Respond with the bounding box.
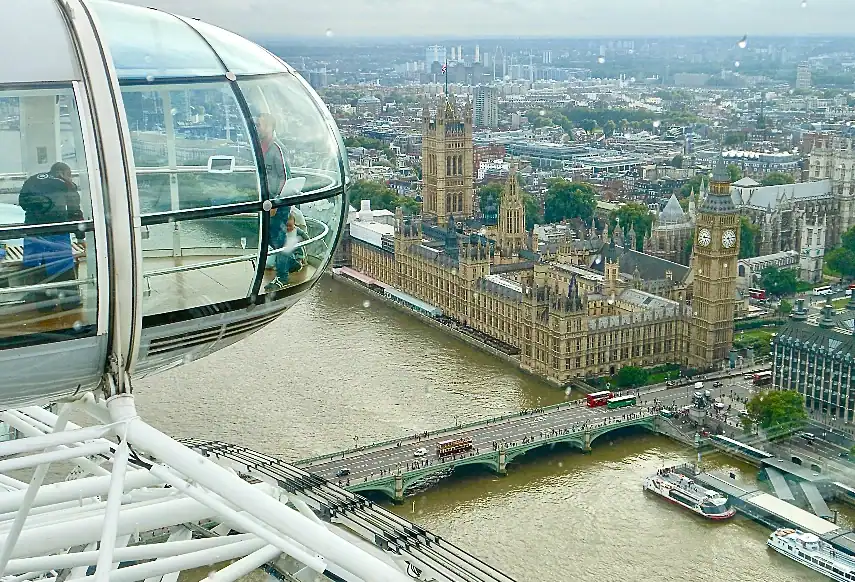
[265,214,308,291]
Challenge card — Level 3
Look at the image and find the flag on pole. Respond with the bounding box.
[441,63,447,74]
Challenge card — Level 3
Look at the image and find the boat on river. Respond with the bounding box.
[643,467,736,520]
[768,528,855,581]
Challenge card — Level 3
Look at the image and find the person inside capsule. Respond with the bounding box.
[266,214,308,291]
[18,162,84,311]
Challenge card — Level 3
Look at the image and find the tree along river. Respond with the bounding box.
[138,277,840,582]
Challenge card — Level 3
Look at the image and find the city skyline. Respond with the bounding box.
[120,0,855,39]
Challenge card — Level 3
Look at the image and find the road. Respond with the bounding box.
[302,367,765,484]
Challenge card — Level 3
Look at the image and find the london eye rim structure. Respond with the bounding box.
[0,1,426,581]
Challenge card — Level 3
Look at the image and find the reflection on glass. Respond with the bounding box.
[140,213,261,317]
[0,230,97,341]
[0,89,93,223]
[0,86,97,345]
[261,194,342,295]
[123,83,261,213]
[180,18,288,76]
[89,1,223,79]
[240,74,343,197]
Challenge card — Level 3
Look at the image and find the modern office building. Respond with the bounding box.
[772,300,855,421]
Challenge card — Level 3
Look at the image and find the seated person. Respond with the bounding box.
[266,206,306,269]
[265,215,308,291]
[18,162,84,311]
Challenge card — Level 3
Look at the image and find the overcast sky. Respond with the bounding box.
[120,0,855,39]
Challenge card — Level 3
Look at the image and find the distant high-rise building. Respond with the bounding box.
[450,46,457,62]
[473,85,499,129]
[308,69,328,90]
[475,45,481,63]
[796,62,812,89]
[425,45,447,67]
[542,50,552,65]
[458,45,463,62]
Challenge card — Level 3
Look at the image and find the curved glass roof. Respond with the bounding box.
[2,0,81,83]
[90,1,293,80]
[89,1,224,79]
[179,17,290,76]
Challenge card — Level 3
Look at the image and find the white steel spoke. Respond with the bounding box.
[4,534,256,575]
[0,395,419,582]
[203,544,282,582]
[93,432,130,582]
[0,405,72,576]
[149,464,325,573]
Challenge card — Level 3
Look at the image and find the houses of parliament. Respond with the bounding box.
[344,95,740,385]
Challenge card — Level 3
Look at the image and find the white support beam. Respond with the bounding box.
[145,527,192,582]
[149,464,325,573]
[93,435,130,582]
[0,469,159,514]
[0,425,111,459]
[4,534,256,575]
[0,441,112,474]
[71,538,267,582]
[108,395,411,582]
[203,544,282,582]
[0,405,72,576]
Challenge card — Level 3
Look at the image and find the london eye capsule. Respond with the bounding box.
[0,0,348,408]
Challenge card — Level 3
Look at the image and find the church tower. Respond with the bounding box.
[421,95,475,225]
[496,168,527,261]
[691,154,740,368]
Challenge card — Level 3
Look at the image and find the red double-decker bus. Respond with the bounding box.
[753,371,772,386]
[587,391,613,408]
[748,288,766,301]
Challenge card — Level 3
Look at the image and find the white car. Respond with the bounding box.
[413,447,428,458]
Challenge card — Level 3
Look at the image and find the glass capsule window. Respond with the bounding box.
[91,1,346,321]
[0,86,98,347]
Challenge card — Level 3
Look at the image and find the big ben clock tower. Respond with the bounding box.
[692,154,740,368]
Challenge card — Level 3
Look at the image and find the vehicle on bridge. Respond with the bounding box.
[644,467,736,520]
[437,437,473,457]
[414,447,428,457]
[753,371,773,386]
[606,395,637,409]
[587,390,613,408]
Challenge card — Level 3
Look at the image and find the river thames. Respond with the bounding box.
[137,277,835,582]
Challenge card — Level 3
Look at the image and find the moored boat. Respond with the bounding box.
[643,467,736,520]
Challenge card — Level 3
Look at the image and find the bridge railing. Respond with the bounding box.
[298,402,659,467]
[297,397,598,465]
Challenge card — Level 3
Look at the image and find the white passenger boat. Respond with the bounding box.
[643,467,736,520]
[767,528,855,581]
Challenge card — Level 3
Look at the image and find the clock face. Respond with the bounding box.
[722,229,737,249]
[697,228,711,247]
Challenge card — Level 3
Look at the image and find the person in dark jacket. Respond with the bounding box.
[18,162,84,310]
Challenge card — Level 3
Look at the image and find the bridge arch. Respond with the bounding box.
[504,435,587,465]
[588,416,657,448]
